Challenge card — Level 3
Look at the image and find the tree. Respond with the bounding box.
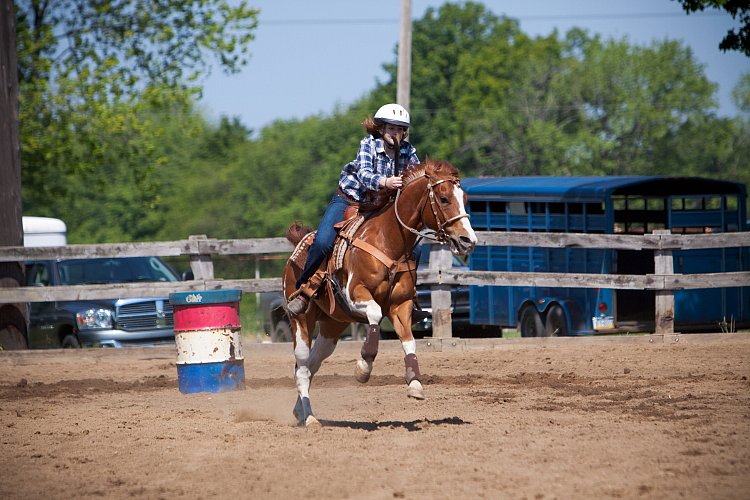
[15,0,259,239]
[59,97,207,242]
[0,0,28,350]
[156,108,365,242]
[398,2,519,162]
[732,72,750,112]
[128,2,750,241]
[559,34,717,176]
[373,3,723,179]
[14,0,749,251]
[673,0,750,56]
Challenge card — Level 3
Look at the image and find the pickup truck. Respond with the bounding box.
[25,256,182,348]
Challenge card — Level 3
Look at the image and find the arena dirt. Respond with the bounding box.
[1,334,749,499]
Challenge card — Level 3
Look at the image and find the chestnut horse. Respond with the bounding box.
[282,159,477,427]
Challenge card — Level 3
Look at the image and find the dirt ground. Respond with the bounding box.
[1,333,749,500]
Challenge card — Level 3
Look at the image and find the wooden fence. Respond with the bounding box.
[1,231,749,337]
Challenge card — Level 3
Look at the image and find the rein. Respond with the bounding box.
[394,172,470,243]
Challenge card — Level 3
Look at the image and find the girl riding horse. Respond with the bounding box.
[286,103,419,316]
[283,159,477,427]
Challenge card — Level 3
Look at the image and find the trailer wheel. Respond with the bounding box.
[518,305,544,337]
[544,304,568,337]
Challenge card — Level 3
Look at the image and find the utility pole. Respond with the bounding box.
[397,0,412,111]
[0,0,28,349]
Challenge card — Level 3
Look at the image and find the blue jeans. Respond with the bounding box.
[296,193,349,288]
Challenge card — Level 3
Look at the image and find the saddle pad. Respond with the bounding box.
[332,215,366,271]
[289,231,316,271]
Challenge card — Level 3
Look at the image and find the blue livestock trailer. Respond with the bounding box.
[462,176,749,336]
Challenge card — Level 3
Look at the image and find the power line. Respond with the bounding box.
[508,11,723,22]
[260,11,723,26]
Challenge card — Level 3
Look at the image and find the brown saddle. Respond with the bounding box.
[288,200,416,316]
[288,206,362,272]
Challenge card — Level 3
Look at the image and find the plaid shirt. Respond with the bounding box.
[338,135,420,202]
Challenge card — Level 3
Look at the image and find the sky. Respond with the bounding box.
[199,0,750,134]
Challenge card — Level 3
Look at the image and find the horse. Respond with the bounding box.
[282,159,477,427]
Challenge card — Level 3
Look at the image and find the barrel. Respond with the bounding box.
[169,289,245,394]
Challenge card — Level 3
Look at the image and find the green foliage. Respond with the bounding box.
[733,73,750,112]
[373,3,730,181]
[401,2,519,163]
[558,35,717,176]
[17,1,750,246]
[154,106,367,241]
[16,0,259,242]
[673,0,750,56]
[62,96,208,243]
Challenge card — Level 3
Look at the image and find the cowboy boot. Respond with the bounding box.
[287,271,325,316]
[286,292,310,316]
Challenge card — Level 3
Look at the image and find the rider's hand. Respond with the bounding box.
[383,176,403,190]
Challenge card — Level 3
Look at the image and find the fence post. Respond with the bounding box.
[429,244,453,338]
[188,234,215,280]
[653,229,675,334]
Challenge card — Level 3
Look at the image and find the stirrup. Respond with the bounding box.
[287,290,310,316]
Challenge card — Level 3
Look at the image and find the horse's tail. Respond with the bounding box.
[286,221,313,245]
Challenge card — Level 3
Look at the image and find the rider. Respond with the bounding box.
[286,103,420,316]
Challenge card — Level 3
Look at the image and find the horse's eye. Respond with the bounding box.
[440,196,450,204]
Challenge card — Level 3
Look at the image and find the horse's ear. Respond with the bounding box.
[421,154,432,173]
[430,158,446,173]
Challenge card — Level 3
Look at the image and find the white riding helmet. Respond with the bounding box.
[374,103,410,128]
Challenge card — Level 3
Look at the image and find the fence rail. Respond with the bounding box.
[2,231,749,337]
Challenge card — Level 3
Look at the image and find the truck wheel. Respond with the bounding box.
[518,305,544,337]
[544,305,568,337]
[272,320,293,343]
[0,324,28,350]
[61,334,81,348]
[0,305,29,350]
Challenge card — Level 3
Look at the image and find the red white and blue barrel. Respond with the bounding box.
[169,289,245,394]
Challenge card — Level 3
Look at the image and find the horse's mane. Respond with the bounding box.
[401,164,426,186]
[402,159,460,187]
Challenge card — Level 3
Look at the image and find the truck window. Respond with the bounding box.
[26,263,50,286]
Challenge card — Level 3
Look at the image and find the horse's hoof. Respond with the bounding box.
[293,395,316,426]
[305,415,321,428]
[407,380,425,400]
[355,359,371,383]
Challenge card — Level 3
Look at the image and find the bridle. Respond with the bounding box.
[394,171,470,242]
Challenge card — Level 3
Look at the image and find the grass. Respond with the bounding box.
[238,293,269,343]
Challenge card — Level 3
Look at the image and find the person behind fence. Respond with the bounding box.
[286,103,420,316]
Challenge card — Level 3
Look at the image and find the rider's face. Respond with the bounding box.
[383,124,408,147]
[384,124,408,137]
